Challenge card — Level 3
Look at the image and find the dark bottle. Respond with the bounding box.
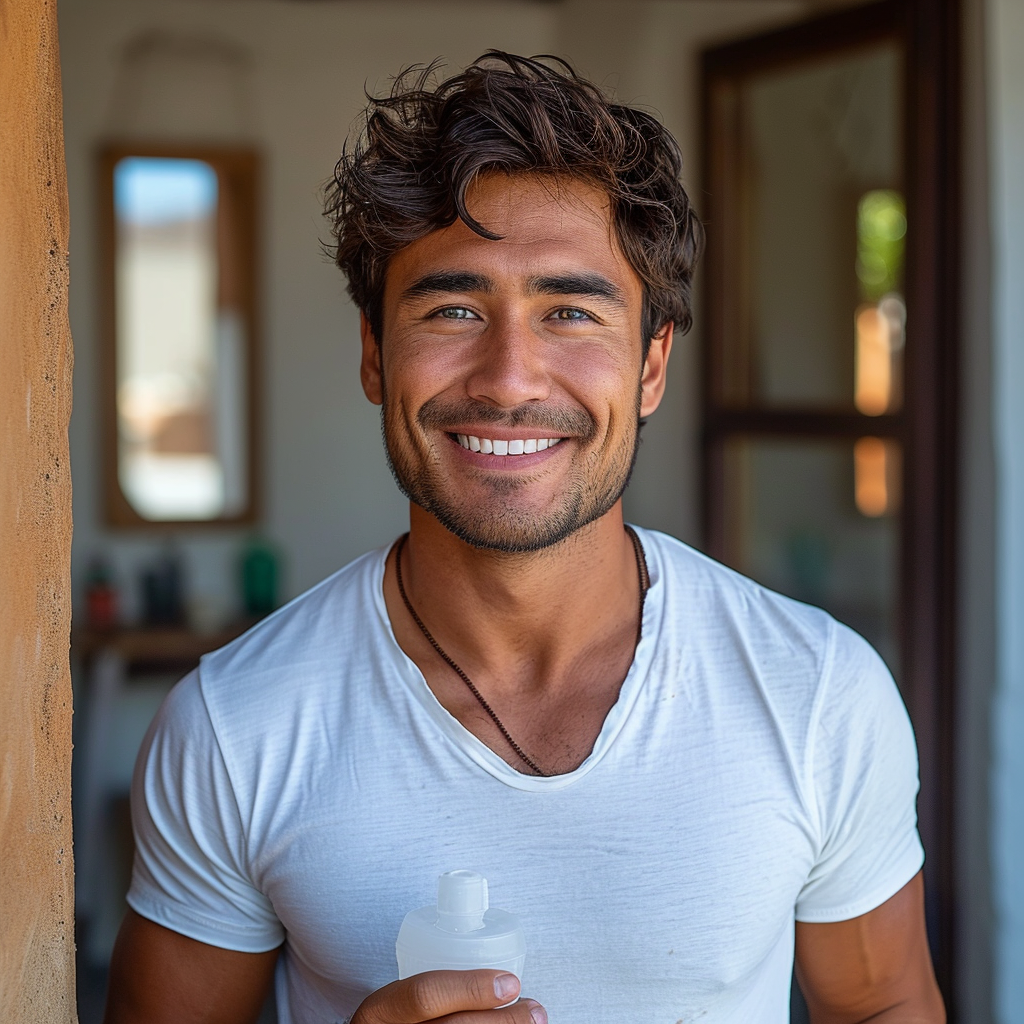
[84,556,118,631]
[241,537,278,619]
[141,546,185,627]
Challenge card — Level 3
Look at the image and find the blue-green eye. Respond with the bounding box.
[437,307,478,319]
[550,308,592,321]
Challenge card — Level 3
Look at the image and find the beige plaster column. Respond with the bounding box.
[0,0,77,1020]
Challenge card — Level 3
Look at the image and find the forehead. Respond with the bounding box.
[383,173,642,301]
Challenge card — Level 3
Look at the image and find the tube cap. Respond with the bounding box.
[437,870,488,922]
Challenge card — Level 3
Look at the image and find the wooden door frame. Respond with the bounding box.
[0,0,77,1019]
[700,0,961,1009]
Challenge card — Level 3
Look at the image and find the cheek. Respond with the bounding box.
[384,335,476,396]
[546,345,641,411]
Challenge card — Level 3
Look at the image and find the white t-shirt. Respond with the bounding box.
[128,528,923,1024]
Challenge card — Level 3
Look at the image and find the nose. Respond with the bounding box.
[464,314,552,409]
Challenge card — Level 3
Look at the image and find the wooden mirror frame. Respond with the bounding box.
[701,0,960,1008]
[98,143,262,529]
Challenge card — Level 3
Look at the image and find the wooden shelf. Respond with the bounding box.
[73,621,256,668]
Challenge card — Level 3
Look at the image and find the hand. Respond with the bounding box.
[351,970,547,1024]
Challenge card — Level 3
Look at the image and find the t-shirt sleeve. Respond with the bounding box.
[794,622,925,923]
[126,669,285,952]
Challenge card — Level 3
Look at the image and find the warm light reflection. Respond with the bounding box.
[854,437,901,517]
[855,305,890,414]
[855,295,906,415]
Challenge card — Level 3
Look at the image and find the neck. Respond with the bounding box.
[397,502,641,691]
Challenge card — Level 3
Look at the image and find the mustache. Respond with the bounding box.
[417,396,596,438]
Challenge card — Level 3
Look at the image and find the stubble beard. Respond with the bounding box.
[379,386,643,553]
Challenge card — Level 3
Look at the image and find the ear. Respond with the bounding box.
[360,311,383,406]
[639,321,673,418]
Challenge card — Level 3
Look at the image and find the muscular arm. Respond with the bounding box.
[103,909,280,1024]
[794,872,944,1023]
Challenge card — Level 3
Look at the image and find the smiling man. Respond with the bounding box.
[105,53,944,1024]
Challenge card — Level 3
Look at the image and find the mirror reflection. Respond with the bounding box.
[111,153,253,523]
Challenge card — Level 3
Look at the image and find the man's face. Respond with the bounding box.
[360,172,671,552]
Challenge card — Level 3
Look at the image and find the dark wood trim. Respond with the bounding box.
[701,0,960,1011]
[97,143,262,530]
[702,0,902,79]
[705,410,905,439]
[902,0,961,1005]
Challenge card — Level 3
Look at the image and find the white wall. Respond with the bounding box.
[61,0,558,620]
[989,0,1024,1016]
[61,0,802,621]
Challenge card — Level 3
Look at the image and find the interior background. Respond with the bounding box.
[55,0,1022,1019]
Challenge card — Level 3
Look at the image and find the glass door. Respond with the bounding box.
[702,0,959,1009]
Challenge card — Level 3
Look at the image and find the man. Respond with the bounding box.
[106,53,944,1024]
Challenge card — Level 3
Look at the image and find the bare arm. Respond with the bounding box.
[103,909,279,1024]
[794,872,944,1024]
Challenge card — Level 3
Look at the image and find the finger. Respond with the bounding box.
[354,970,521,1023]
[437,997,547,1024]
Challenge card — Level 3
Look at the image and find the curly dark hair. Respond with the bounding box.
[323,51,704,350]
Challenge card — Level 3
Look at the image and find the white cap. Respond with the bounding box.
[437,870,488,927]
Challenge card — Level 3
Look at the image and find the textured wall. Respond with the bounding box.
[0,0,77,1020]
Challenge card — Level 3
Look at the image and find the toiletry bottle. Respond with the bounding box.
[396,870,526,990]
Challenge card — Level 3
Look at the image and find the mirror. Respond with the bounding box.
[101,146,259,526]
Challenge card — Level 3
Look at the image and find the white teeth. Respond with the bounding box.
[457,434,564,455]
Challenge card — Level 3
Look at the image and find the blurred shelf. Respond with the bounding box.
[73,621,256,669]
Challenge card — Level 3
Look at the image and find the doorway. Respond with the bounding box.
[701,0,960,1011]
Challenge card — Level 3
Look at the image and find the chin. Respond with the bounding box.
[426,502,590,553]
[409,474,633,552]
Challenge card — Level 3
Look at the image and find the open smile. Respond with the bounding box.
[449,433,565,456]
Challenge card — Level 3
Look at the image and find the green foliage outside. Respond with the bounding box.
[857,190,906,302]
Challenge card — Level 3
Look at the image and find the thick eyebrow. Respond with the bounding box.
[526,273,627,306]
[401,271,494,300]
[401,270,627,307]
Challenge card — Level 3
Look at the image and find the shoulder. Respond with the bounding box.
[187,545,393,737]
[638,526,837,671]
[635,528,902,758]
[203,545,388,679]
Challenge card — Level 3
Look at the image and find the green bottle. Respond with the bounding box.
[241,537,279,618]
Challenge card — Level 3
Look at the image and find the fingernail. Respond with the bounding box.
[494,973,519,1001]
[525,1000,548,1024]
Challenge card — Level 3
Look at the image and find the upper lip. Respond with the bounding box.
[445,428,569,441]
